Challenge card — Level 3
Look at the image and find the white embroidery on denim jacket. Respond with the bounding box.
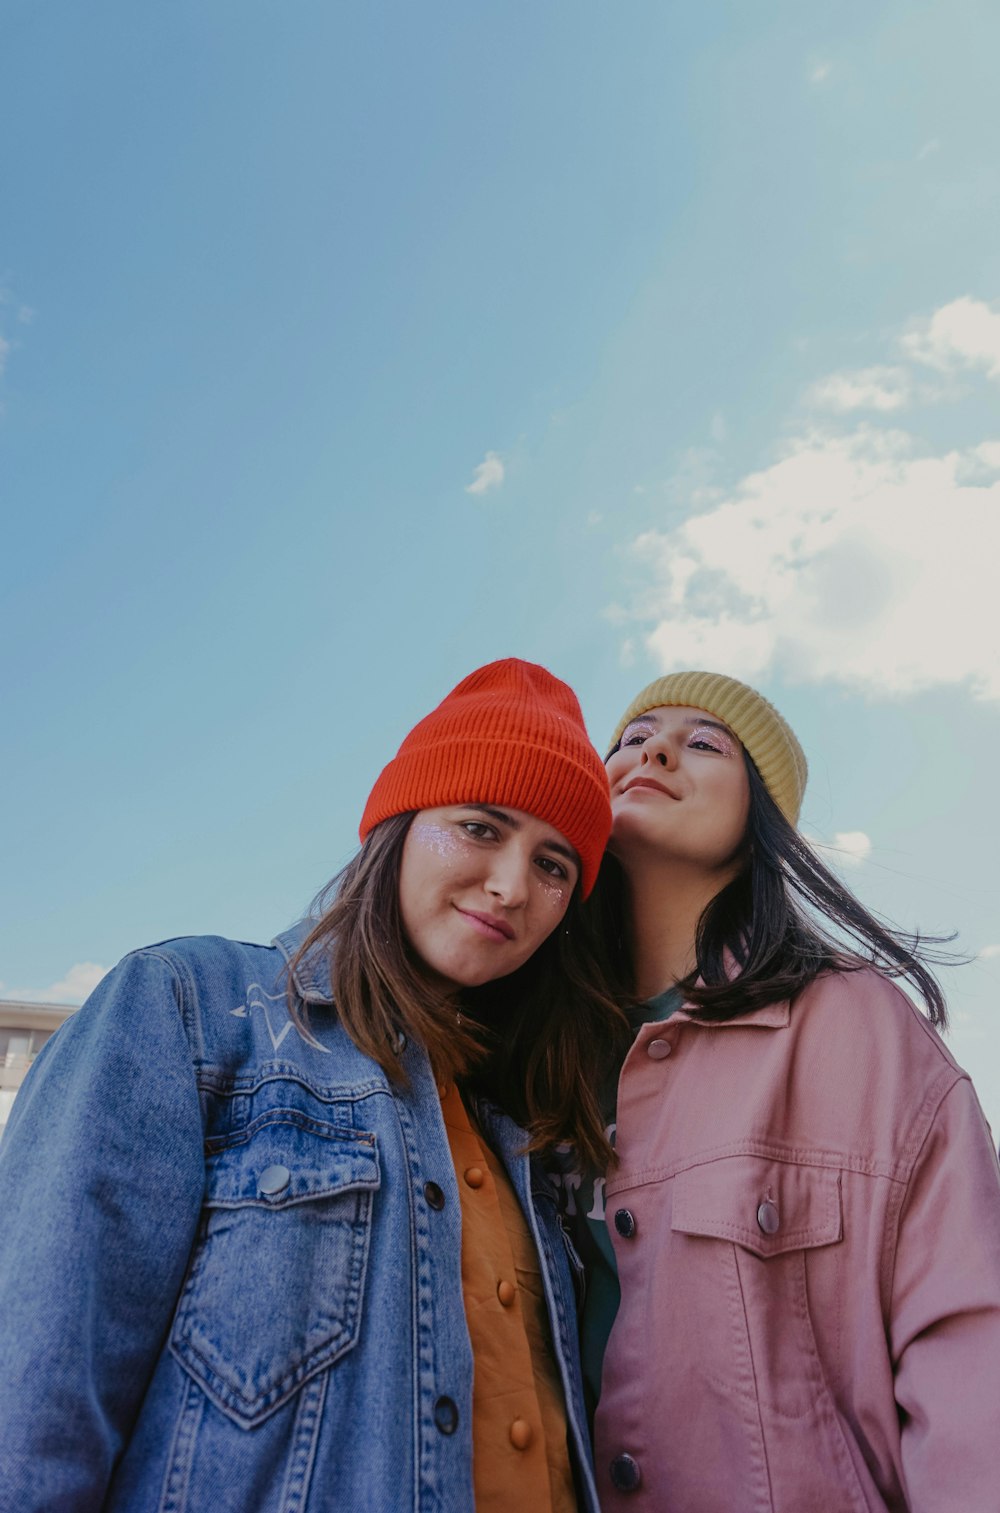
[230,983,294,1052]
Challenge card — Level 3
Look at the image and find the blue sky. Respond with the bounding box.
[3,1,999,1124]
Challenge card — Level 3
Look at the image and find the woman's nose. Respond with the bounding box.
[641,737,677,770]
[486,854,530,907]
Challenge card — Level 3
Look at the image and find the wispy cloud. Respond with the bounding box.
[465,451,505,496]
[1,962,109,1006]
[809,62,831,84]
[807,365,911,413]
[818,830,872,867]
[0,278,31,381]
[903,296,1000,379]
[916,138,941,162]
[978,944,1000,961]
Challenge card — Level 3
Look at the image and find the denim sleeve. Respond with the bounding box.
[0,949,206,1511]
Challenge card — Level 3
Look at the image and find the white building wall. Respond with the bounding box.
[0,1001,77,1136]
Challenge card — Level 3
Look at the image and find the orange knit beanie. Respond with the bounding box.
[359,659,611,896]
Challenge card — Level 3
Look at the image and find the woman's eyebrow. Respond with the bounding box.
[462,803,518,828]
[683,717,734,737]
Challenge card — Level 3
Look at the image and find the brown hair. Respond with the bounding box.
[288,812,628,1172]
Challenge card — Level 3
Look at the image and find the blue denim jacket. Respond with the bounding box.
[0,926,598,1513]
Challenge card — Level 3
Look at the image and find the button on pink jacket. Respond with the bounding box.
[595,968,1000,1513]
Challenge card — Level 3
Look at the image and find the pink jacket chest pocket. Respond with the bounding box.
[667,1155,848,1430]
[672,1153,843,1256]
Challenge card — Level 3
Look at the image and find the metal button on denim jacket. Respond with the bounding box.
[171,1109,381,1428]
[0,925,599,1513]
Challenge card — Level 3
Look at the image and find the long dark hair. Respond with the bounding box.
[288,813,629,1171]
[587,751,952,1026]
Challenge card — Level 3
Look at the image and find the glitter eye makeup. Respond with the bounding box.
[408,818,469,861]
[621,719,657,746]
[689,724,738,757]
[537,872,570,907]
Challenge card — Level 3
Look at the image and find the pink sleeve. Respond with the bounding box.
[890,1077,1000,1513]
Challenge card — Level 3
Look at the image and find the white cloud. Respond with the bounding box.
[916,138,941,161]
[808,366,912,413]
[978,945,1000,961]
[820,830,873,867]
[624,422,1000,701]
[903,296,1000,379]
[465,451,505,496]
[1,962,109,1006]
[0,334,9,378]
[615,296,1000,704]
[809,62,831,83]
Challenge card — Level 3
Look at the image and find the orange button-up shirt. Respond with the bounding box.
[440,1083,576,1513]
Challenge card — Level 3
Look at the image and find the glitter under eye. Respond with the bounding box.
[538,876,569,906]
[409,820,468,859]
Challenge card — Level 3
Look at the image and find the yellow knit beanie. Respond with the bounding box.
[608,671,807,825]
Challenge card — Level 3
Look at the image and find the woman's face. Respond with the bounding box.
[398,805,580,991]
[606,704,750,878]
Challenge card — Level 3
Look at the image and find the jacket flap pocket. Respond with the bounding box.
[672,1155,842,1258]
[205,1114,380,1209]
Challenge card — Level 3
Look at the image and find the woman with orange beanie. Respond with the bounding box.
[0,659,623,1513]
[561,670,1000,1513]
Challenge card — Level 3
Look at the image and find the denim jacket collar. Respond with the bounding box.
[272,921,334,1005]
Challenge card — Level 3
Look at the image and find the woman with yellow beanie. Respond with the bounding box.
[563,671,1000,1513]
[0,658,624,1513]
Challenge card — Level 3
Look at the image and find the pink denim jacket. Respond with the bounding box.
[595,968,1000,1512]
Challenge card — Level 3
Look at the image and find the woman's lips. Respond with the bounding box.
[455,908,516,941]
[621,776,679,798]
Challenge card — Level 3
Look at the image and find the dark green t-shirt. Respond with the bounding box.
[550,985,683,1418]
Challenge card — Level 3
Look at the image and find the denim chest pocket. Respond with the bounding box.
[670,1155,843,1421]
[171,1111,380,1428]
